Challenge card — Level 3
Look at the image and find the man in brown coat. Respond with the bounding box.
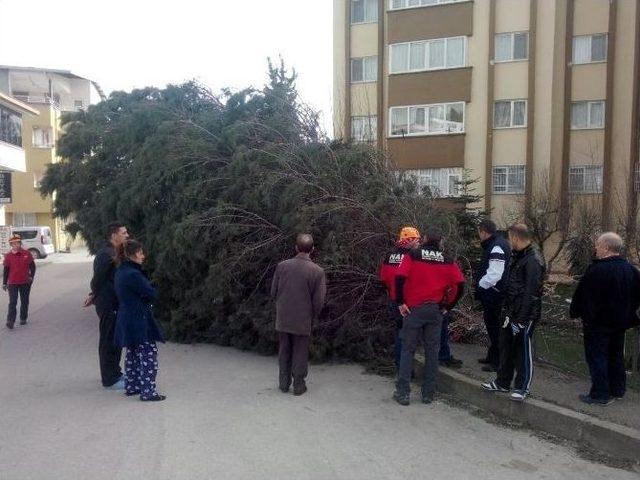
[271,234,326,396]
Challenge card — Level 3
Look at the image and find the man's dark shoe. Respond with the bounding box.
[440,357,463,368]
[19,319,27,325]
[279,385,290,393]
[579,394,614,406]
[6,321,14,330]
[478,358,491,365]
[293,384,307,396]
[393,391,410,406]
[421,395,434,405]
[481,364,498,372]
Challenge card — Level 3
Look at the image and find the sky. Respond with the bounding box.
[0,0,334,134]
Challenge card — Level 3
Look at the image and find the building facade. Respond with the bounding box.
[0,66,104,250]
[333,0,640,229]
[0,92,38,226]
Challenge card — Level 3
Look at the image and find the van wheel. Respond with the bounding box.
[28,249,41,260]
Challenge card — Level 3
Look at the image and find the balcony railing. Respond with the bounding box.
[11,95,83,112]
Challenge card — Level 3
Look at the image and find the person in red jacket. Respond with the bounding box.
[393,227,466,406]
[379,227,420,369]
[3,235,36,329]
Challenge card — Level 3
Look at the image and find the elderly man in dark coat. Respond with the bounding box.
[570,232,640,405]
[271,234,326,396]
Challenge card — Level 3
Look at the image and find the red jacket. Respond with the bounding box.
[396,247,465,309]
[3,248,36,285]
[379,247,411,301]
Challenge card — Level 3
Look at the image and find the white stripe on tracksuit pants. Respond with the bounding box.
[496,319,534,393]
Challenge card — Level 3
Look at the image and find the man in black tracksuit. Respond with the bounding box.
[482,224,545,402]
[475,219,511,372]
[85,222,129,388]
[570,232,640,405]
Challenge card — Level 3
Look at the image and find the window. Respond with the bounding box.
[33,170,44,189]
[390,0,465,9]
[12,213,37,228]
[351,0,378,24]
[389,36,466,74]
[572,34,607,64]
[351,56,378,83]
[389,102,465,137]
[32,127,54,148]
[569,165,603,194]
[0,105,23,147]
[351,116,378,142]
[492,165,525,194]
[403,168,463,197]
[493,100,527,128]
[494,32,529,62]
[74,100,84,110]
[571,101,605,129]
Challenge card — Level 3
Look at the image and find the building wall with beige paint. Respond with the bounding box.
[334,0,640,232]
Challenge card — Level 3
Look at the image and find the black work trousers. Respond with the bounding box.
[98,308,123,387]
[584,327,626,401]
[397,303,443,398]
[479,288,504,367]
[496,320,535,393]
[7,283,32,326]
[278,332,310,390]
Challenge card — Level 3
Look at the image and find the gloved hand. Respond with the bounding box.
[2,284,6,292]
[510,321,525,335]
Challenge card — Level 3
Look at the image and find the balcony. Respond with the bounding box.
[11,94,83,113]
[0,141,26,172]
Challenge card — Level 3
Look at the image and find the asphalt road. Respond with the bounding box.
[0,253,635,480]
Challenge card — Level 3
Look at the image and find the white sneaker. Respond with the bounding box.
[510,390,527,402]
[481,380,509,393]
[106,377,125,390]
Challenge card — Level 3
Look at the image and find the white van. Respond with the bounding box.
[12,226,55,259]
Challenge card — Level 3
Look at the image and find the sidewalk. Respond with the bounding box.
[421,342,640,463]
[449,342,640,431]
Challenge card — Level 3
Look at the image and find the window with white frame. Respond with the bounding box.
[389,36,466,74]
[33,170,44,189]
[569,165,603,194]
[403,167,463,197]
[571,101,605,129]
[493,100,527,128]
[492,165,525,194]
[13,213,37,227]
[389,102,464,137]
[351,0,378,24]
[32,127,53,148]
[351,56,378,83]
[572,34,607,64]
[390,0,466,10]
[351,116,378,142]
[494,32,529,62]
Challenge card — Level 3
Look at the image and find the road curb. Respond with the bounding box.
[415,358,640,463]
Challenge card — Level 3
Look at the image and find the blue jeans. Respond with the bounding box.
[439,311,452,361]
[388,301,404,367]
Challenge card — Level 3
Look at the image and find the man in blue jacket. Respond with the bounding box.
[570,232,640,405]
[84,222,129,389]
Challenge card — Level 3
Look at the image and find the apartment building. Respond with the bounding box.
[334,0,640,230]
[0,66,104,250]
[0,92,38,226]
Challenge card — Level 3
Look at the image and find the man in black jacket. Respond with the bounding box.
[475,219,511,372]
[570,232,640,405]
[84,222,129,389]
[482,224,545,402]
